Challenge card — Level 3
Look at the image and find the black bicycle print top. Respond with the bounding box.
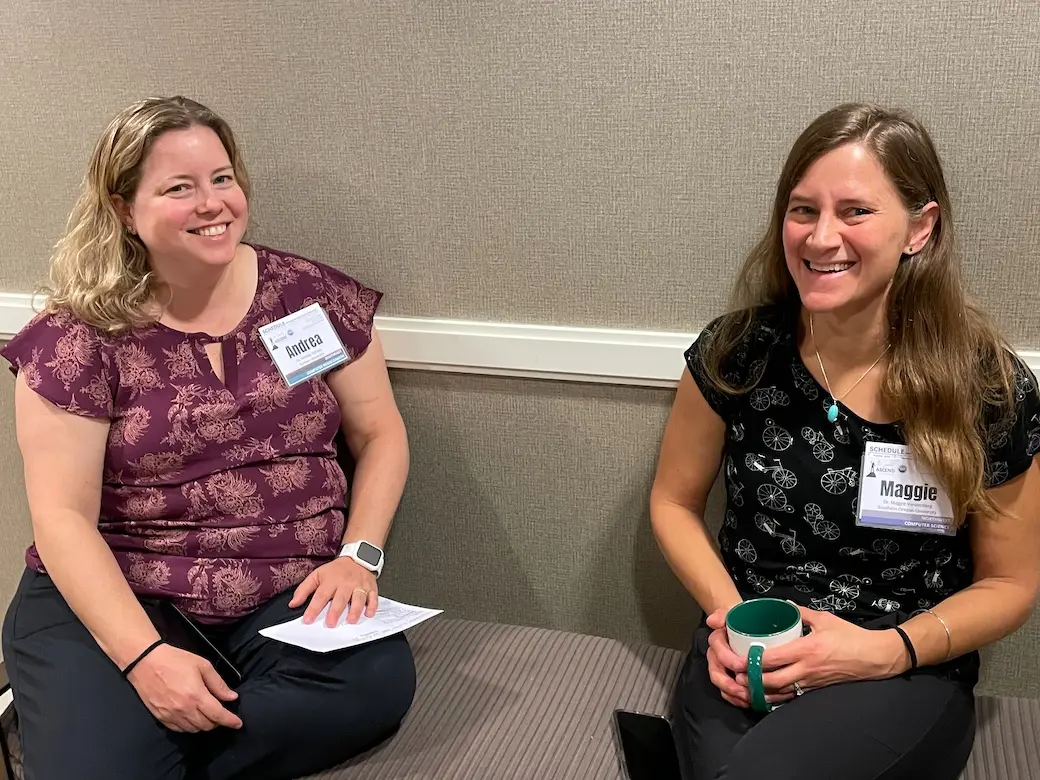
[686,306,1040,624]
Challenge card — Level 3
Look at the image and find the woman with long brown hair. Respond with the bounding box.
[651,103,1039,778]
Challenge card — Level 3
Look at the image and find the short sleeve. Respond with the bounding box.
[312,263,383,361]
[684,317,738,420]
[684,308,790,421]
[0,309,115,419]
[982,355,1040,488]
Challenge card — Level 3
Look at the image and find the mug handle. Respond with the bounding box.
[747,642,770,713]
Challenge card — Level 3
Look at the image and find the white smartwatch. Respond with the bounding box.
[338,541,384,578]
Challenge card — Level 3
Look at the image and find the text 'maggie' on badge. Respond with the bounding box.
[856,441,956,536]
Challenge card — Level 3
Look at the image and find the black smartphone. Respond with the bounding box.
[141,600,243,687]
[612,709,683,780]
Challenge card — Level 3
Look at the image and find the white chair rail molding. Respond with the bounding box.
[0,291,1035,388]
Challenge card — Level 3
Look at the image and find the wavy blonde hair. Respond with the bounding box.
[44,96,251,331]
[700,103,1017,525]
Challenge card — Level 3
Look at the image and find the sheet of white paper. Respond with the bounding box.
[258,597,442,653]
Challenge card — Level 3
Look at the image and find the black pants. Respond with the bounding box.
[672,620,977,780]
[2,569,416,780]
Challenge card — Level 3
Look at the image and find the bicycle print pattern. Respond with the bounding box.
[689,311,1037,623]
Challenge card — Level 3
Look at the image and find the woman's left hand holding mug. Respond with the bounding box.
[738,606,908,697]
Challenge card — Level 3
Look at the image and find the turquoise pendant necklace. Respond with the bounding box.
[827,399,840,423]
[809,314,890,424]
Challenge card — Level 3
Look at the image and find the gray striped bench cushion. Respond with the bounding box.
[317,619,681,779]
[968,696,1040,780]
[312,619,1039,780]
[2,619,1037,778]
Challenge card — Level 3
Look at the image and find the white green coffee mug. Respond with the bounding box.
[726,598,802,713]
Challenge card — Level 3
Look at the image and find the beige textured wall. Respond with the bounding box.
[0,0,1038,342]
[378,371,693,649]
[0,386,32,630]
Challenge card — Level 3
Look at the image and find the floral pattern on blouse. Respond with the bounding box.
[2,245,382,622]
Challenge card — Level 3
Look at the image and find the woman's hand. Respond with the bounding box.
[704,607,751,708]
[737,607,907,696]
[290,557,379,627]
[128,644,242,732]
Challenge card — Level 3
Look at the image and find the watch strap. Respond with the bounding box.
[338,541,384,577]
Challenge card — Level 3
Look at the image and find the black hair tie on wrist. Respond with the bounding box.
[892,625,917,670]
[121,639,166,678]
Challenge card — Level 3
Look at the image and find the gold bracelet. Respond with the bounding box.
[922,609,953,661]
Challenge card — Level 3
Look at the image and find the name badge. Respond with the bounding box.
[856,442,956,536]
[257,303,349,387]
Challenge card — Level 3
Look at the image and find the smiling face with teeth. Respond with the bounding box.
[116,124,248,277]
[782,142,938,319]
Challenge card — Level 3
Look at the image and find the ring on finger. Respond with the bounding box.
[793,682,805,696]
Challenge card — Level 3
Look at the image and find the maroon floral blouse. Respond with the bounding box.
[1,245,382,622]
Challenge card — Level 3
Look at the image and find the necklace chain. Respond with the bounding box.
[809,314,890,410]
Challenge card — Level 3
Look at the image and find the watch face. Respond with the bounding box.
[356,541,382,567]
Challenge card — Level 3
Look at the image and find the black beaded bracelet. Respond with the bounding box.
[891,625,917,670]
[121,639,166,678]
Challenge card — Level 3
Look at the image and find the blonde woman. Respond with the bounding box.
[1,97,415,779]
[651,104,1040,779]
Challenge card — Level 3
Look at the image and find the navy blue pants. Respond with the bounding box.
[2,569,416,780]
[672,620,977,780]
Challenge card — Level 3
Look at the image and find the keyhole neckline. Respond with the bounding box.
[150,245,264,344]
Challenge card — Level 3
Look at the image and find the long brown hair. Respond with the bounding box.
[700,103,1017,525]
[45,96,251,332]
